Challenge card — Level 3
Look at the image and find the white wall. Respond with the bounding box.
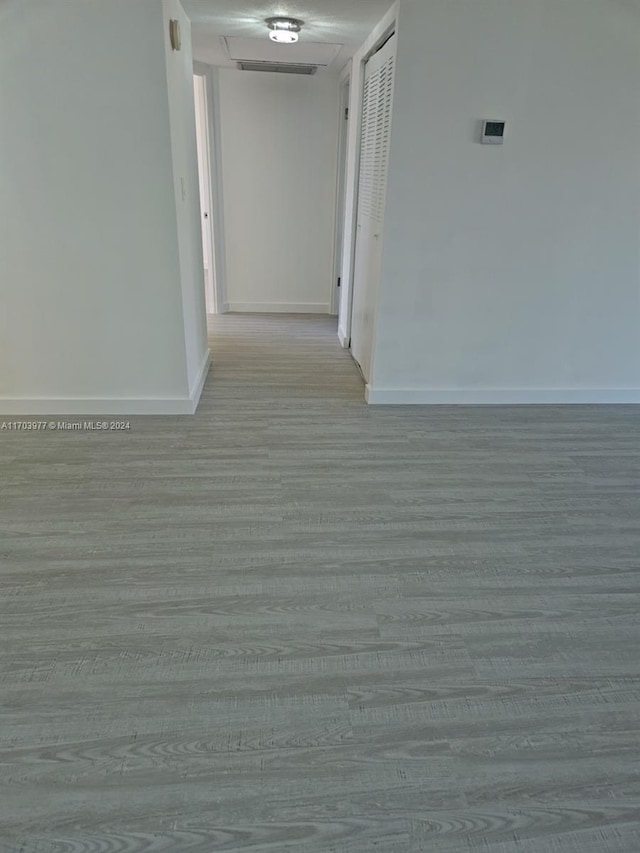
[368,0,640,404]
[218,70,340,314]
[163,0,209,395]
[0,0,207,414]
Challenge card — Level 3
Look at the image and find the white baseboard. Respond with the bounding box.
[189,348,211,414]
[0,351,212,416]
[227,302,331,314]
[0,397,196,416]
[365,387,640,405]
[337,327,351,349]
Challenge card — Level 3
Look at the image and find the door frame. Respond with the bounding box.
[193,61,227,314]
[331,75,351,317]
[193,73,216,314]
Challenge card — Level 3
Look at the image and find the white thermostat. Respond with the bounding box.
[481,120,506,144]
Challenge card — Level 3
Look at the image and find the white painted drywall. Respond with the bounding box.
[0,0,207,414]
[337,3,399,347]
[369,0,640,403]
[218,70,340,314]
[163,0,209,395]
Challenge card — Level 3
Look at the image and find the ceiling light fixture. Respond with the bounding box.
[266,17,304,44]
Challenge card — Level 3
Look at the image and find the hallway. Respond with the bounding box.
[1,314,640,852]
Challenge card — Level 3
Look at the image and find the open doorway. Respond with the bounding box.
[186,2,396,401]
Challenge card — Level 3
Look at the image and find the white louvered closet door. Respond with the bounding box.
[350,34,396,383]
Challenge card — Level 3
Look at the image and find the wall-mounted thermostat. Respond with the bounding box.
[481,120,506,144]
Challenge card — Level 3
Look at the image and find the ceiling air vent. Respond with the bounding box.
[236,61,317,75]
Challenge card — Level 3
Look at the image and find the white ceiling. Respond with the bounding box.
[183,0,395,73]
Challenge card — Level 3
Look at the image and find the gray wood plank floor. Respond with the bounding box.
[1,313,640,853]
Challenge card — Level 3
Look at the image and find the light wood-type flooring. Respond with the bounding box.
[1,313,640,852]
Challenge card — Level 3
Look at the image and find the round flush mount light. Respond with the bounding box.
[266,17,304,44]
